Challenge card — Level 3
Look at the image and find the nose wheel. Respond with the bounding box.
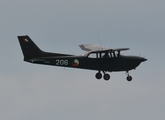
[126,71,132,81]
[95,71,110,81]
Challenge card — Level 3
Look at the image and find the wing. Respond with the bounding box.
[84,48,130,57]
[79,44,109,51]
[89,48,129,53]
[113,48,130,51]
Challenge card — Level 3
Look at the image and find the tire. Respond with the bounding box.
[103,74,110,81]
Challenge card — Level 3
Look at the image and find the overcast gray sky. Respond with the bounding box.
[0,0,165,120]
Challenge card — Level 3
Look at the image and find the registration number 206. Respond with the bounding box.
[56,59,68,66]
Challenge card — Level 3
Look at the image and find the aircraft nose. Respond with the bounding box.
[140,57,147,62]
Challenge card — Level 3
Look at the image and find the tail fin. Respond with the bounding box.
[17,35,45,59]
[18,35,72,60]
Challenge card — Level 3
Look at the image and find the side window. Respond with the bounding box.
[109,52,112,58]
[102,53,109,58]
[88,53,96,58]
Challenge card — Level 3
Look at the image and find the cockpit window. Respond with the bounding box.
[87,53,96,58]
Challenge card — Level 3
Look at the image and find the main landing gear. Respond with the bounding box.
[95,71,110,81]
[126,71,132,82]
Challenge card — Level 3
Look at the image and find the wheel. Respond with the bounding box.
[103,74,110,81]
[95,72,102,79]
[126,75,132,81]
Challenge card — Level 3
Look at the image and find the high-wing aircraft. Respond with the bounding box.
[17,35,147,81]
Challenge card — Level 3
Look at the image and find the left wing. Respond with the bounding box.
[79,44,109,52]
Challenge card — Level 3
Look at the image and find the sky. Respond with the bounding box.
[0,0,165,120]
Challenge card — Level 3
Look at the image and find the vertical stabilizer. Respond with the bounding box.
[17,35,44,59]
[18,35,72,60]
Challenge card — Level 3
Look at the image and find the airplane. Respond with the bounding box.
[17,35,147,81]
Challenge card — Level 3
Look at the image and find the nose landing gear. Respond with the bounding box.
[126,71,132,81]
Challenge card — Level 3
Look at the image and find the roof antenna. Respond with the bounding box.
[69,48,75,55]
[97,32,102,50]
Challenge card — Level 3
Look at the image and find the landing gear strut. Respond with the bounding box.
[126,71,132,81]
[95,71,110,81]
